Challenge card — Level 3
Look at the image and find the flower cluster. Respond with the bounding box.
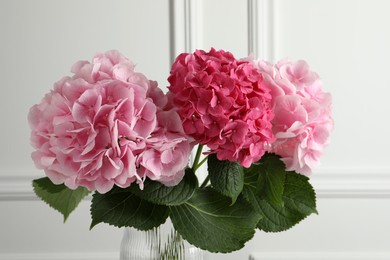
[28,50,191,193]
[29,48,332,194]
[251,59,333,174]
[168,48,275,167]
[29,49,333,254]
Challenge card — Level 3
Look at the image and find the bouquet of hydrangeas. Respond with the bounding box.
[29,49,332,253]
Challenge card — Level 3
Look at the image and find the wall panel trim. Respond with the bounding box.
[250,251,390,260]
[169,0,201,64]
[0,252,117,260]
[1,171,389,201]
[247,0,274,60]
[2,251,390,260]
[312,171,390,198]
[0,176,38,201]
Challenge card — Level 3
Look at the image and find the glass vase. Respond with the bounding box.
[120,219,207,260]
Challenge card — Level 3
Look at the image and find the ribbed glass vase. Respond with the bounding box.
[120,219,207,260]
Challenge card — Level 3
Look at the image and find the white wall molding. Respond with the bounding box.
[247,0,274,61]
[250,251,390,260]
[0,252,118,260]
[1,171,389,201]
[169,0,202,64]
[7,251,390,260]
[0,176,38,201]
[248,0,259,55]
[5,251,390,260]
[0,175,93,201]
[312,171,390,198]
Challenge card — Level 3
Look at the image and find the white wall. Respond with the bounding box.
[1,0,389,259]
[0,0,169,259]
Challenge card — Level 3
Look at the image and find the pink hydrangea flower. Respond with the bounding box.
[138,110,192,187]
[28,50,191,193]
[168,48,275,167]
[252,59,333,174]
[139,83,193,187]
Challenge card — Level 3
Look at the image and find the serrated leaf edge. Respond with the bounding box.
[32,180,90,222]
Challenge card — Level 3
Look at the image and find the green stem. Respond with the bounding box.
[200,175,210,188]
[191,144,204,172]
[192,145,210,188]
[193,155,208,172]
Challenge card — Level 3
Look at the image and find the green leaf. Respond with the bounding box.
[90,186,169,230]
[170,187,261,253]
[256,153,286,206]
[130,168,198,206]
[32,177,90,222]
[241,166,263,214]
[207,154,244,204]
[243,167,317,232]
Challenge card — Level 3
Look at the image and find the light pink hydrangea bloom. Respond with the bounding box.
[168,48,275,167]
[252,59,333,174]
[28,50,191,193]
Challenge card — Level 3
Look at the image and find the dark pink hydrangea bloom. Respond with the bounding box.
[28,50,191,193]
[168,48,275,167]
